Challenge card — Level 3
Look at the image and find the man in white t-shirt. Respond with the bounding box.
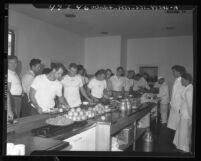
[21,59,41,116]
[124,70,135,93]
[8,55,23,118]
[110,66,126,97]
[87,69,108,101]
[133,74,150,91]
[29,63,68,114]
[61,63,93,108]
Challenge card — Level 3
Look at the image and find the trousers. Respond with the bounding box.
[11,95,22,118]
[160,104,168,123]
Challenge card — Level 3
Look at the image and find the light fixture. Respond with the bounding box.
[166,26,176,30]
[100,32,108,35]
[64,13,76,18]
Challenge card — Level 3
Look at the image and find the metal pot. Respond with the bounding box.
[120,100,127,111]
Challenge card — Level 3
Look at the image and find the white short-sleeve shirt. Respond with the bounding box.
[110,75,126,92]
[157,82,170,104]
[88,78,107,99]
[124,78,134,91]
[30,74,62,112]
[8,69,23,95]
[133,77,150,91]
[61,75,83,108]
[22,70,35,97]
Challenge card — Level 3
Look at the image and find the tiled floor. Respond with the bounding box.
[126,120,193,157]
[134,121,176,152]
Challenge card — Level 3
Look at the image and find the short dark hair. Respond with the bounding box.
[42,68,51,74]
[95,69,106,77]
[77,64,84,70]
[172,65,186,75]
[181,73,192,83]
[106,68,112,73]
[117,66,124,71]
[50,62,65,71]
[128,70,134,74]
[8,55,18,61]
[29,59,41,68]
[69,63,77,69]
[135,73,142,78]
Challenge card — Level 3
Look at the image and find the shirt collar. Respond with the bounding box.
[186,84,193,90]
[8,69,15,74]
[29,70,35,77]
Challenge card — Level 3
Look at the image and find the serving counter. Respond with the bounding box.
[7,101,158,154]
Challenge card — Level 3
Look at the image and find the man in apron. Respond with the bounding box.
[167,65,186,143]
[173,73,193,153]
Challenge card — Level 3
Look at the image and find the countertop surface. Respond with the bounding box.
[6,96,158,155]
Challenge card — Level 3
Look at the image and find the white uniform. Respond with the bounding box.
[22,70,35,99]
[133,77,150,91]
[157,82,170,123]
[8,69,23,95]
[173,84,193,152]
[124,78,134,92]
[87,78,107,99]
[110,75,126,92]
[78,74,89,85]
[167,77,185,130]
[61,75,83,108]
[31,74,62,112]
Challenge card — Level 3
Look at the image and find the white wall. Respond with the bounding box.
[84,36,121,75]
[127,36,193,89]
[120,36,127,71]
[9,10,85,77]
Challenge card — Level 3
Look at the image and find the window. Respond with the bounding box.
[8,29,15,56]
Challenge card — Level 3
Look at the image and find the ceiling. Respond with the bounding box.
[9,4,193,39]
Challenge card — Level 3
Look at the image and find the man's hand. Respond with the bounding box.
[7,111,14,121]
[37,106,43,114]
[88,98,94,103]
[93,98,99,103]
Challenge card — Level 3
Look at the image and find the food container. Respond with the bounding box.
[117,124,135,145]
[120,100,127,111]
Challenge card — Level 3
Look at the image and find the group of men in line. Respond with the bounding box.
[7,55,193,153]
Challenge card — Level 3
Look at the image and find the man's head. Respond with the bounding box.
[68,63,78,77]
[143,73,149,80]
[127,70,134,79]
[29,59,41,75]
[106,69,112,79]
[135,74,142,81]
[50,62,65,80]
[116,66,124,77]
[171,65,186,78]
[181,73,192,87]
[158,76,165,84]
[8,55,18,71]
[77,65,84,76]
[95,69,106,81]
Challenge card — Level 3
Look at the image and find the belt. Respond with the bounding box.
[12,95,22,97]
